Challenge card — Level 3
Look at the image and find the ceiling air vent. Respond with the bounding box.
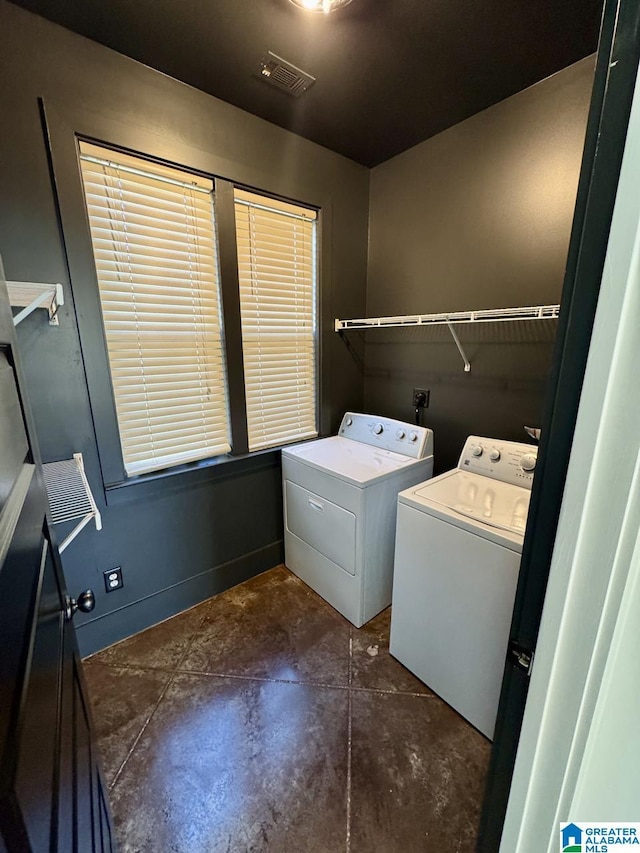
[257,51,316,97]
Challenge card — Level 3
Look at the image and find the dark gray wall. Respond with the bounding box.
[0,0,369,655]
[364,57,595,474]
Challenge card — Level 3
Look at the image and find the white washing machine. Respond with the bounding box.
[282,412,434,627]
[390,435,537,739]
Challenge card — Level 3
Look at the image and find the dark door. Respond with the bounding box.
[477,0,640,848]
[0,265,114,852]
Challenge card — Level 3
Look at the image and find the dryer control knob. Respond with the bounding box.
[409,432,419,443]
[489,448,501,462]
[345,417,353,427]
[373,423,384,435]
[521,454,537,472]
[471,444,484,457]
[396,429,406,440]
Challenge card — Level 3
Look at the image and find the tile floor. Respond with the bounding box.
[83,565,490,853]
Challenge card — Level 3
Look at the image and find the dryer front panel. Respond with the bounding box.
[285,480,356,576]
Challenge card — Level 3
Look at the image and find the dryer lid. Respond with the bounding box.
[282,436,429,486]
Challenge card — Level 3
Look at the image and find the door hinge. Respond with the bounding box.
[508,640,535,676]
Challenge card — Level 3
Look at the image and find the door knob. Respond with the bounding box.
[65,589,95,622]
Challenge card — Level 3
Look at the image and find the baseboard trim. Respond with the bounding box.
[77,540,284,657]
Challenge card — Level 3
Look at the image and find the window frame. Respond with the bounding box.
[42,99,328,494]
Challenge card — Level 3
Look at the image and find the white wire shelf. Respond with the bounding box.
[7,280,64,326]
[334,304,561,372]
[334,304,560,331]
[42,453,102,553]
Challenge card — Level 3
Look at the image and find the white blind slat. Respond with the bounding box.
[125,443,231,476]
[235,189,318,452]
[89,231,218,254]
[80,142,231,475]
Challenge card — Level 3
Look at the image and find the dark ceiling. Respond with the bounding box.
[9,0,603,166]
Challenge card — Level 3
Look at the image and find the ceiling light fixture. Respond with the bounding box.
[288,0,353,13]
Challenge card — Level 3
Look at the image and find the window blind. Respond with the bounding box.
[79,142,231,476]
[235,189,318,451]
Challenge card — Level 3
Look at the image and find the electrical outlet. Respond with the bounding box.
[104,567,123,592]
[412,388,430,408]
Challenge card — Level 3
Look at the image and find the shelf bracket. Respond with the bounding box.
[446,320,471,372]
[7,281,64,326]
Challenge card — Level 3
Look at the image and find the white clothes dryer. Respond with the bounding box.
[390,435,537,739]
[282,413,434,627]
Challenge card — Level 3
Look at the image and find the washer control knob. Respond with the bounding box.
[345,417,353,427]
[489,448,501,462]
[396,429,406,440]
[409,432,419,443]
[521,453,537,472]
[373,423,384,435]
[471,444,483,457]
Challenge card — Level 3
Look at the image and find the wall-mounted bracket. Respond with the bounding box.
[7,281,64,326]
[446,319,471,372]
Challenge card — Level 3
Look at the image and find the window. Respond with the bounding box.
[78,142,319,478]
[79,142,231,476]
[235,189,318,451]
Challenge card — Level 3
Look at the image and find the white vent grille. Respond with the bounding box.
[257,52,316,97]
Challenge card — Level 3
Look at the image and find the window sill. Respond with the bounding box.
[103,446,282,507]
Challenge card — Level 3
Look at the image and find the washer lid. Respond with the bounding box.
[401,470,530,549]
[282,436,429,486]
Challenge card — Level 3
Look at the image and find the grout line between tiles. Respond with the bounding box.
[346,628,353,853]
[87,658,437,698]
[173,668,437,699]
[85,660,174,675]
[172,668,353,690]
[351,684,434,698]
[107,612,209,792]
[108,669,175,791]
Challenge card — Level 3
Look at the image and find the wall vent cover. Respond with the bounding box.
[257,52,316,97]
